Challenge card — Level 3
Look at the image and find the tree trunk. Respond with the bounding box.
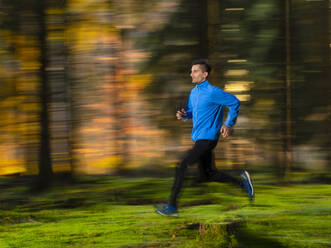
[284,0,292,181]
[62,0,77,178]
[207,0,221,59]
[199,0,209,58]
[321,0,330,169]
[38,0,53,185]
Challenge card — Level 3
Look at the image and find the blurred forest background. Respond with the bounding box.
[0,0,329,184]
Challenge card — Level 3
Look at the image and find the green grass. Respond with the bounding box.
[0,175,330,248]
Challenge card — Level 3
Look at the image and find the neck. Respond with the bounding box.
[196,79,208,85]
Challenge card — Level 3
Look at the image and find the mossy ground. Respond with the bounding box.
[0,173,330,248]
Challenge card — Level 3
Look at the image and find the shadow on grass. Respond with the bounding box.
[181,221,287,248]
[235,226,287,248]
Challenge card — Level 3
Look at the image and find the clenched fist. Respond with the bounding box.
[176,108,187,120]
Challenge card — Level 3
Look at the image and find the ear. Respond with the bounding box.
[203,71,208,79]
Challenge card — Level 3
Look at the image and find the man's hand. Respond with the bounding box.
[220,125,233,138]
[176,108,187,120]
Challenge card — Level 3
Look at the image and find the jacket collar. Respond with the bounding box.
[196,80,209,88]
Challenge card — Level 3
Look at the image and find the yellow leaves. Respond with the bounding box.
[0,32,40,73]
[21,61,41,70]
[11,36,40,71]
[128,74,152,88]
[256,99,275,106]
[12,35,38,49]
[20,102,40,112]
[67,24,119,52]
[0,164,26,175]
[0,30,12,40]
[65,3,120,51]
[0,97,37,138]
[19,49,39,73]
[224,81,252,92]
[227,59,247,63]
[119,74,152,99]
[91,156,123,168]
[224,69,249,77]
[17,79,39,92]
[68,0,110,13]
[46,8,65,15]
[75,148,101,154]
[0,159,26,176]
[0,113,15,130]
[224,81,253,102]
[0,97,17,109]
[254,99,276,111]
[0,95,40,112]
[236,94,251,102]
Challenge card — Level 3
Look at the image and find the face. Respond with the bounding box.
[190,64,208,84]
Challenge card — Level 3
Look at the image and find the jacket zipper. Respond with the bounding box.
[195,86,200,121]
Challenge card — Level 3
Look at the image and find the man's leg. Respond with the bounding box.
[169,140,216,208]
[198,146,241,185]
[197,144,216,181]
[197,145,254,200]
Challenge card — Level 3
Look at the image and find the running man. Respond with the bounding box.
[156,59,254,217]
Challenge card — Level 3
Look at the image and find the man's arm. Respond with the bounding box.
[176,93,193,120]
[185,93,193,119]
[212,88,240,136]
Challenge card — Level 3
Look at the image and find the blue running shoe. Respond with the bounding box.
[241,170,254,201]
[155,204,178,217]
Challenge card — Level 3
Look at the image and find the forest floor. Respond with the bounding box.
[0,171,330,248]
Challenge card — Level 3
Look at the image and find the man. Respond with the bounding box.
[156,59,254,217]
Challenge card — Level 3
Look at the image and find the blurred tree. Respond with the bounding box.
[37,0,53,184]
[284,0,292,181]
[47,0,76,177]
[0,0,41,176]
[290,0,330,170]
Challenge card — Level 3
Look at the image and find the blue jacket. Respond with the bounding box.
[185,80,240,141]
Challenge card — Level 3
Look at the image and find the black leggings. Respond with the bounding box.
[170,139,240,207]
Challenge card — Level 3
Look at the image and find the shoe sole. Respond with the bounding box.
[155,209,178,217]
[243,171,254,199]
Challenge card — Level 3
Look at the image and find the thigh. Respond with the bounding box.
[197,149,213,180]
[180,140,217,168]
[197,139,219,179]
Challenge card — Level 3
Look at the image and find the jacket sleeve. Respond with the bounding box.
[185,92,193,120]
[212,87,240,127]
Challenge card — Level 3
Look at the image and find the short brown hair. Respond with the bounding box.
[192,59,212,75]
